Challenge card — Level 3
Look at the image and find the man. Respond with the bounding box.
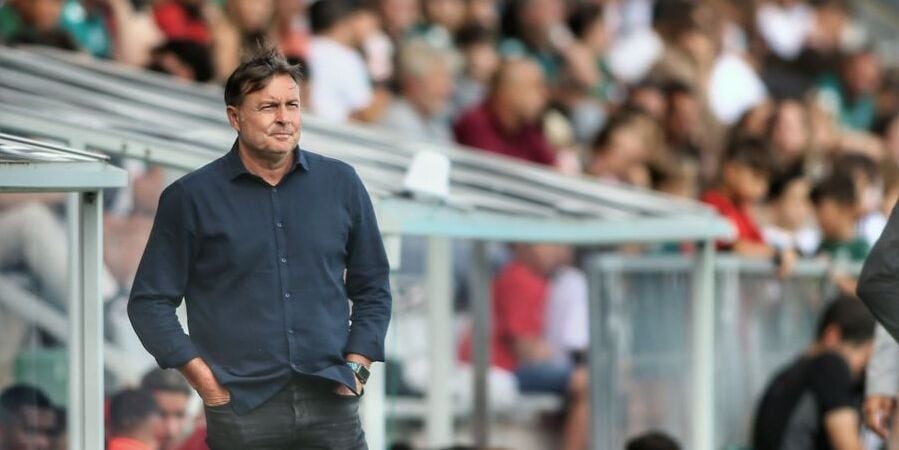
[379,39,455,141]
[0,384,58,450]
[307,0,391,122]
[140,369,192,450]
[752,295,875,450]
[453,58,557,166]
[108,388,164,450]
[128,49,392,449]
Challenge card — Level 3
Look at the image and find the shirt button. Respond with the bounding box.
[284,292,291,299]
[288,329,294,334]
[280,257,287,264]
[272,187,278,193]
[276,222,284,228]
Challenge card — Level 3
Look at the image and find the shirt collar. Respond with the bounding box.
[225,138,310,181]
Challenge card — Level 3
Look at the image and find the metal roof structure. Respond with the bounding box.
[0,132,126,450]
[0,46,732,244]
[0,45,728,450]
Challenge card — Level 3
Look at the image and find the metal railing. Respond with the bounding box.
[587,254,861,450]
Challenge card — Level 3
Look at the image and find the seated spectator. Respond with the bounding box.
[817,48,881,132]
[152,0,212,46]
[459,244,588,450]
[307,0,391,122]
[211,0,275,81]
[498,0,566,85]
[587,110,660,187]
[702,139,796,275]
[752,295,875,450]
[377,0,419,43]
[454,58,557,166]
[379,39,455,141]
[761,165,819,257]
[834,153,886,247]
[413,0,466,49]
[0,0,78,50]
[625,431,681,450]
[147,39,214,82]
[452,24,499,117]
[0,384,59,450]
[812,172,869,264]
[108,388,163,450]
[140,369,192,450]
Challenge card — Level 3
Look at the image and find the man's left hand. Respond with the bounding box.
[334,376,364,397]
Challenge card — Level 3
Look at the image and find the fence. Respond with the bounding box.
[587,253,861,450]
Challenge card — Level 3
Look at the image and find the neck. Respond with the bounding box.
[238,142,295,186]
[830,222,857,242]
[322,27,355,48]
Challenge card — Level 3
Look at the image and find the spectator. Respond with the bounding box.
[544,246,589,363]
[274,0,309,60]
[147,39,214,82]
[152,0,212,46]
[453,58,556,166]
[307,0,391,122]
[452,24,499,116]
[108,388,163,450]
[498,0,567,85]
[140,369,192,450]
[379,39,456,141]
[0,0,78,50]
[812,172,869,263]
[752,295,875,450]
[565,2,614,103]
[835,153,885,246]
[761,165,819,257]
[587,110,660,187]
[766,98,812,171]
[377,0,419,43]
[0,384,58,450]
[663,80,703,161]
[415,0,466,48]
[817,48,882,131]
[459,243,588,450]
[211,0,276,81]
[874,110,899,165]
[702,139,797,274]
[625,431,681,450]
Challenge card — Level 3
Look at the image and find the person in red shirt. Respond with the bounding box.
[153,0,211,45]
[453,58,557,166]
[460,244,588,450]
[108,388,163,450]
[701,139,796,275]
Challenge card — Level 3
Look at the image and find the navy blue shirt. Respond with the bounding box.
[128,141,392,415]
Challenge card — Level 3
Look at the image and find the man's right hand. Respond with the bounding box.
[864,395,896,438]
[179,357,231,407]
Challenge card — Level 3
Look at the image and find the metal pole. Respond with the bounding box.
[66,193,81,450]
[470,241,491,448]
[426,237,454,448]
[79,190,104,450]
[691,239,716,450]
[588,258,613,450]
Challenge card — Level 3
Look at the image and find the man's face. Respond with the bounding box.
[500,62,547,124]
[227,74,302,161]
[5,406,57,450]
[409,63,454,117]
[153,391,189,450]
[19,0,63,31]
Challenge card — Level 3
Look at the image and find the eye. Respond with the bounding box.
[261,104,275,111]
[287,102,300,109]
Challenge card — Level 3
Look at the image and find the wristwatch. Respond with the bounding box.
[347,362,370,385]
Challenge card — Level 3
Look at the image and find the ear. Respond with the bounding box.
[226,105,241,133]
[821,324,842,347]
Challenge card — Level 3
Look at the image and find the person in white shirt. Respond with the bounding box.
[307,0,391,122]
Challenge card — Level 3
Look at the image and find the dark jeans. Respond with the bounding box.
[204,376,367,450]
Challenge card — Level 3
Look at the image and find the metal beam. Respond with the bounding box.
[426,237,454,448]
[470,241,492,448]
[691,240,716,450]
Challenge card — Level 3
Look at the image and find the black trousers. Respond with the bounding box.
[204,376,367,450]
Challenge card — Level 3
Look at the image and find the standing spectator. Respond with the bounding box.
[0,384,59,450]
[453,58,556,166]
[379,40,456,141]
[140,369,192,450]
[211,0,276,81]
[0,0,78,49]
[452,24,499,116]
[108,388,163,450]
[308,0,392,122]
[152,0,212,45]
[752,295,875,450]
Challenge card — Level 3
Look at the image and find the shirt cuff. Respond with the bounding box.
[155,341,201,370]
[344,332,385,363]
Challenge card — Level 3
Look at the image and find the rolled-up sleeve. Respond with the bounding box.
[342,170,392,362]
[128,181,200,369]
[859,204,899,343]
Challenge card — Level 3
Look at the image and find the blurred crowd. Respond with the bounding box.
[3,0,899,448]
